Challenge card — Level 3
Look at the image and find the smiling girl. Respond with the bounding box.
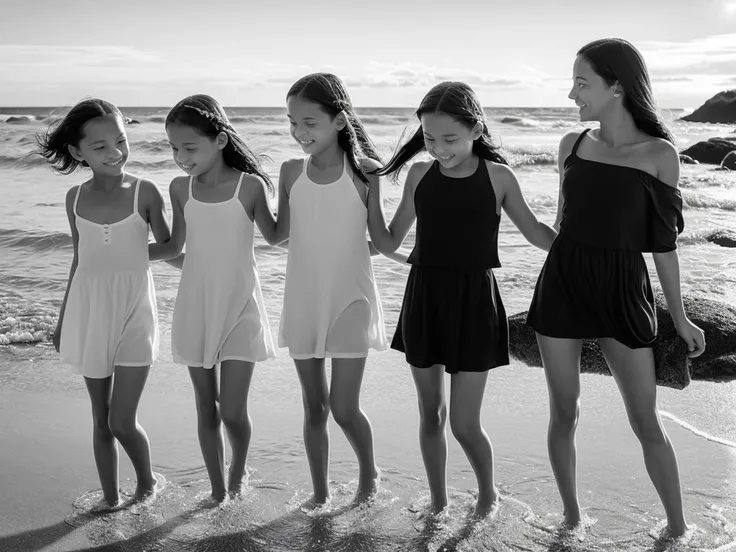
[526,38,705,537]
[37,98,170,511]
[276,73,388,508]
[150,94,279,503]
[368,81,556,517]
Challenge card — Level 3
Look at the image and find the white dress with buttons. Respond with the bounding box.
[60,178,159,378]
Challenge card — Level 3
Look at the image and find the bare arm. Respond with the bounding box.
[494,162,557,251]
[552,132,579,231]
[367,161,426,254]
[652,141,705,357]
[148,177,187,266]
[251,168,293,246]
[54,187,80,352]
[141,179,171,245]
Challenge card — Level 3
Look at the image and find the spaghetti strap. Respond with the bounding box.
[133,178,142,214]
[233,172,245,199]
[72,184,83,216]
[188,176,194,199]
[570,128,591,157]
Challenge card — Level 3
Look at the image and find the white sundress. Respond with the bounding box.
[278,156,387,359]
[171,173,276,368]
[60,178,158,378]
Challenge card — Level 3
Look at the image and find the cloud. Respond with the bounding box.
[0,45,163,67]
[639,33,736,77]
[652,76,694,83]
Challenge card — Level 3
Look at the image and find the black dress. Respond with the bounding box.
[391,158,510,374]
[526,129,684,348]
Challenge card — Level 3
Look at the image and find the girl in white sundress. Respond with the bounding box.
[276,73,405,509]
[149,94,278,503]
[37,98,170,512]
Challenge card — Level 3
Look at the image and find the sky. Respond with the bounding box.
[1,0,735,108]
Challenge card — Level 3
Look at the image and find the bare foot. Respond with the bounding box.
[353,468,381,506]
[228,467,251,499]
[474,493,500,519]
[133,472,166,502]
[561,509,582,529]
[300,494,331,513]
[89,496,123,514]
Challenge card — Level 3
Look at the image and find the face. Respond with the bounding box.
[420,112,480,170]
[69,114,128,175]
[166,122,226,175]
[568,55,619,122]
[286,95,343,155]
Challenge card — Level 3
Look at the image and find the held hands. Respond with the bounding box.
[676,318,706,358]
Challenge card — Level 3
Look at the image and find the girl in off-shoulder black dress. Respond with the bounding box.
[527,38,705,538]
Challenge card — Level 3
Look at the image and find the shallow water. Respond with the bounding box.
[1,107,735,551]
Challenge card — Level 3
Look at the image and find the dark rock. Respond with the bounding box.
[680,90,736,124]
[721,150,736,170]
[508,292,736,390]
[705,229,736,248]
[680,138,736,165]
[679,154,698,165]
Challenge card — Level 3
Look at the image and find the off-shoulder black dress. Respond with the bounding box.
[527,129,684,348]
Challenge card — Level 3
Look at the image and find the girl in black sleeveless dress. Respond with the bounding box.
[367,81,557,517]
[527,39,705,538]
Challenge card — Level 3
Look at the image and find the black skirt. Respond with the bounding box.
[527,234,657,348]
[391,265,509,374]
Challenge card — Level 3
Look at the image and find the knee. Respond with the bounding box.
[330,397,357,428]
[92,414,113,439]
[195,400,221,430]
[108,413,137,441]
[629,411,667,446]
[449,411,481,443]
[419,403,447,435]
[304,398,330,428]
[550,399,580,430]
[220,404,248,430]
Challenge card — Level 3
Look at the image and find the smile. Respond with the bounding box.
[298,139,314,145]
[105,158,124,166]
[436,155,453,160]
[179,163,195,170]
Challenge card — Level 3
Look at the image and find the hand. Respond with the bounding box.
[52,325,61,353]
[676,318,705,358]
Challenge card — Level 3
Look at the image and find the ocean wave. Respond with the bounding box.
[498,116,541,127]
[680,171,736,189]
[133,139,172,154]
[682,193,736,211]
[0,114,39,124]
[0,153,46,169]
[505,146,558,167]
[0,228,72,252]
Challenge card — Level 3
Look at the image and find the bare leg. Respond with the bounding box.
[188,366,226,502]
[108,365,156,498]
[411,364,448,513]
[536,335,583,527]
[218,360,255,496]
[330,357,379,504]
[84,376,120,508]
[448,370,498,517]
[599,338,688,537]
[295,358,331,506]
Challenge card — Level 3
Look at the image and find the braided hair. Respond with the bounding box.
[287,73,381,183]
[165,94,274,193]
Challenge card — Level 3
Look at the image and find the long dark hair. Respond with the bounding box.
[287,73,381,184]
[375,81,508,180]
[578,38,674,144]
[166,94,274,193]
[34,98,123,174]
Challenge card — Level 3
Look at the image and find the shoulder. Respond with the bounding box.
[240,173,268,196]
[559,130,585,157]
[64,185,79,213]
[279,157,304,194]
[647,138,679,188]
[406,160,434,185]
[486,160,515,182]
[280,157,304,176]
[137,177,164,200]
[169,175,189,195]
